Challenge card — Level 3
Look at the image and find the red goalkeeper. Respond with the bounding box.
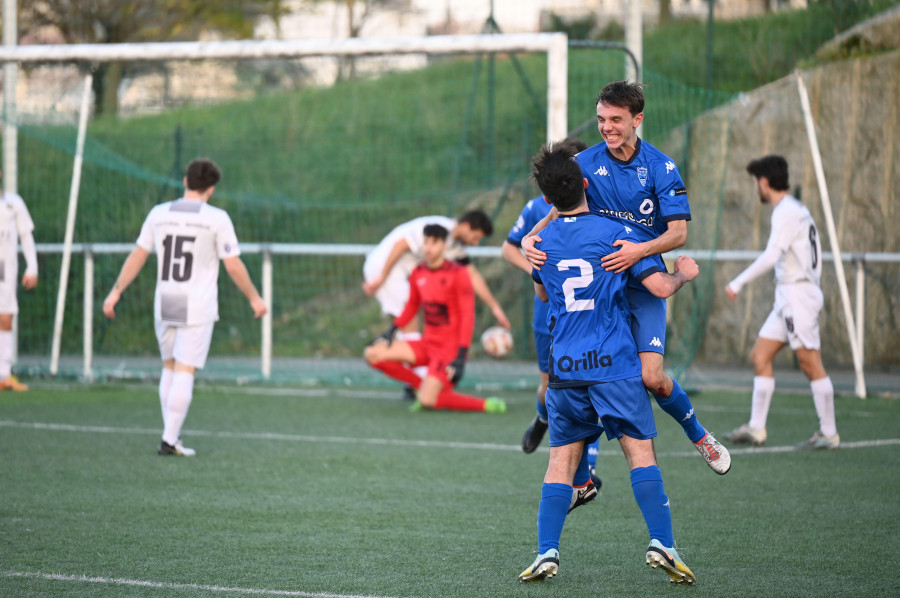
[364,223,506,414]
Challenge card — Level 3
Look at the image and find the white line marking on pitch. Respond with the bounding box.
[3,571,416,598]
[1,419,898,456]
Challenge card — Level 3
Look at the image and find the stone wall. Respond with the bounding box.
[660,50,900,368]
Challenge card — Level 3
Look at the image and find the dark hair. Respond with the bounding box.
[423,223,449,241]
[566,137,589,153]
[185,158,222,192]
[595,80,646,116]
[531,140,584,213]
[746,155,789,191]
[457,209,493,237]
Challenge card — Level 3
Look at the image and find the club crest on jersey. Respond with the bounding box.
[636,166,648,187]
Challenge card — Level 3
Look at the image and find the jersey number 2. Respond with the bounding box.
[161,235,195,282]
[558,259,595,312]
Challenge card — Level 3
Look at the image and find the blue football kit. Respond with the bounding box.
[506,196,553,373]
[576,138,690,355]
[532,212,663,446]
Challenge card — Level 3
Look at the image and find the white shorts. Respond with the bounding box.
[758,283,822,351]
[155,320,215,369]
[363,252,419,317]
[0,259,19,314]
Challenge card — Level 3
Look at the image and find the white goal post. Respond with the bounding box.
[0,33,568,378]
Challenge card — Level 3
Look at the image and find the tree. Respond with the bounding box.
[21,0,288,115]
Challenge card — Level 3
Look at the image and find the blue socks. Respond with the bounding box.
[573,444,590,487]
[653,379,705,443]
[536,397,548,422]
[537,482,571,553]
[630,465,673,547]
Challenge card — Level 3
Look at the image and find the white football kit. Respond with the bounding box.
[0,192,38,314]
[136,198,241,367]
[363,215,469,316]
[729,195,823,350]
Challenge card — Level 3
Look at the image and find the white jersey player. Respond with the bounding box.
[0,169,39,391]
[724,155,838,450]
[103,158,266,456]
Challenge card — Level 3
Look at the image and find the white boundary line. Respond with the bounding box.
[1,419,897,455]
[3,571,415,598]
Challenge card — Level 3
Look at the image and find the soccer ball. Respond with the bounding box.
[480,326,513,359]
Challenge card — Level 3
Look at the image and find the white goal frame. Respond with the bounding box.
[0,33,569,377]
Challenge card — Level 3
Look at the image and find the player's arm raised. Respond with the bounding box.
[103,246,150,318]
[602,219,687,274]
[501,241,533,275]
[223,256,267,318]
[640,255,699,299]
[362,237,410,295]
[521,205,557,268]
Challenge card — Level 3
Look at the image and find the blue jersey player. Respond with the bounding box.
[522,80,730,476]
[517,140,700,586]
[501,196,554,452]
[501,141,589,456]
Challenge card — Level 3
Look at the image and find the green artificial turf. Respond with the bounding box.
[1,383,898,597]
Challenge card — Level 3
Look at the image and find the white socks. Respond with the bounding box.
[162,371,195,446]
[159,368,174,421]
[749,376,775,430]
[811,376,837,437]
[0,330,12,379]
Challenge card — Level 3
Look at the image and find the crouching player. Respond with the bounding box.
[518,141,699,585]
[364,224,506,414]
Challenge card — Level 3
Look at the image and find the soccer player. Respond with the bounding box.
[522,80,730,475]
[102,158,267,456]
[0,168,38,391]
[501,138,588,454]
[723,155,839,449]
[518,140,698,585]
[364,224,506,414]
[363,211,510,397]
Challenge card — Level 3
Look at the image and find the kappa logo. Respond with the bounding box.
[680,408,694,422]
[665,160,676,173]
[624,225,632,234]
[594,166,609,176]
[649,337,662,348]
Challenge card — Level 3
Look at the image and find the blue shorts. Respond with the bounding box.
[534,330,551,374]
[628,285,667,355]
[545,376,656,447]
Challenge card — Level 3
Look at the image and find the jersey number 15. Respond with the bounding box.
[161,234,196,282]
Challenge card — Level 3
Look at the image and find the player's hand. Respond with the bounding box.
[250,297,267,318]
[361,276,383,296]
[374,324,398,347]
[601,240,644,273]
[102,290,120,319]
[522,234,546,269]
[492,305,511,330]
[21,273,38,290]
[445,347,468,385]
[673,255,699,282]
[725,284,738,302]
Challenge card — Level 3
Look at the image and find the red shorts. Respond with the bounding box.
[407,339,457,387]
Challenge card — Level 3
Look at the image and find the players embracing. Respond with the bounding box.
[523,80,730,475]
[518,140,701,584]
